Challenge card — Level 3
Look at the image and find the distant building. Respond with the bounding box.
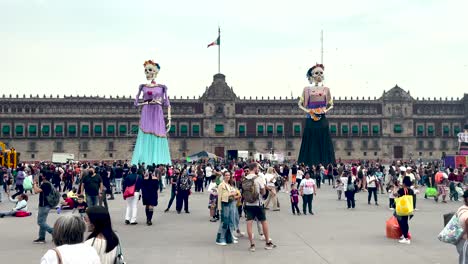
[0,73,467,163]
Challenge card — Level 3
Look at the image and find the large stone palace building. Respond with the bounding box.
[0,73,467,163]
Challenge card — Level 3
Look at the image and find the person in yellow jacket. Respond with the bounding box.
[215,171,237,246]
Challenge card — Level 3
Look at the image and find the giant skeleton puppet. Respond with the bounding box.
[131,60,172,166]
[297,64,336,167]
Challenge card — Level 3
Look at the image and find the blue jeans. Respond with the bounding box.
[86,195,99,207]
[216,202,234,244]
[37,206,53,240]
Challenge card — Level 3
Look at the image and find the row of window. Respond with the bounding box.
[1,124,139,137]
[329,124,381,136]
[414,124,461,137]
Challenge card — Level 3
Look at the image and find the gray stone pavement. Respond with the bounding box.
[0,184,460,264]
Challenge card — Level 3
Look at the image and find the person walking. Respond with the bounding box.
[299,172,317,215]
[243,162,276,252]
[81,168,103,207]
[11,166,25,199]
[264,167,279,211]
[33,174,54,244]
[394,176,415,245]
[141,166,159,225]
[175,168,193,214]
[164,168,179,212]
[344,172,357,209]
[122,165,142,225]
[366,170,379,205]
[114,164,124,194]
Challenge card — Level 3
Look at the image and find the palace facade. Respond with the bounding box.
[0,73,467,163]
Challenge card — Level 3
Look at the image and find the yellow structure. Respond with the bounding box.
[0,142,18,168]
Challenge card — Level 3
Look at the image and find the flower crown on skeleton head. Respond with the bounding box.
[143,60,161,70]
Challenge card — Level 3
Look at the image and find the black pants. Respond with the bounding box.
[413,194,417,209]
[346,191,355,208]
[291,201,300,214]
[205,177,211,188]
[327,175,333,185]
[368,187,378,203]
[176,190,189,212]
[195,178,204,192]
[11,185,24,199]
[296,178,302,188]
[316,177,321,188]
[64,178,73,191]
[389,198,395,208]
[302,194,313,213]
[166,186,176,209]
[397,216,409,238]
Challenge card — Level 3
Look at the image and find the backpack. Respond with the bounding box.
[23,177,33,190]
[347,177,355,192]
[46,182,61,207]
[242,176,259,204]
[179,176,191,191]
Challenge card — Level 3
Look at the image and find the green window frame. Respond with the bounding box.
[394,124,402,133]
[42,125,50,134]
[94,125,102,134]
[81,125,89,133]
[330,125,337,133]
[352,125,359,134]
[107,125,115,133]
[55,125,63,133]
[267,125,273,133]
[417,125,424,134]
[277,125,283,133]
[15,125,24,134]
[68,125,76,134]
[192,125,200,133]
[427,125,434,133]
[181,125,188,133]
[362,125,369,133]
[257,125,264,133]
[29,125,37,133]
[2,125,10,134]
[169,125,176,133]
[119,125,127,133]
[443,126,449,134]
[294,125,301,133]
[454,126,461,134]
[131,125,139,133]
[372,125,379,134]
[342,125,349,133]
[239,125,246,133]
[215,124,224,133]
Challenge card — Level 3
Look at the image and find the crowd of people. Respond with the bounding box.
[1,157,468,262]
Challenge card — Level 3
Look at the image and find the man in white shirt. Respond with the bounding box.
[299,172,317,215]
[296,169,304,188]
[243,163,276,252]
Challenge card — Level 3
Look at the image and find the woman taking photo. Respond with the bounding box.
[141,165,160,225]
[215,171,237,246]
[84,206,120,264]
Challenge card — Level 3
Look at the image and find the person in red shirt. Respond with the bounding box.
[57,194,75,214]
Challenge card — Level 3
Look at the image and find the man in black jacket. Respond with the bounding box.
[175,171,193,214]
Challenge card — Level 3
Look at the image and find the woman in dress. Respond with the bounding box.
[141,165,160,226]
[132,60,172,166]
[297,64,336,167]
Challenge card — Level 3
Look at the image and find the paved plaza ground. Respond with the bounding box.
[0,184,461,264]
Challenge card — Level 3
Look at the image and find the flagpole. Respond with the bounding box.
[218,27,221,73]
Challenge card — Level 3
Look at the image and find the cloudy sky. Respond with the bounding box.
[1,0,467,99]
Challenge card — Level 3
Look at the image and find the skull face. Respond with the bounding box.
[144,64,159,81]
[312,67,324,84]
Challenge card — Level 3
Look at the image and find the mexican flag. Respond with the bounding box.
[207,36,220,48]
